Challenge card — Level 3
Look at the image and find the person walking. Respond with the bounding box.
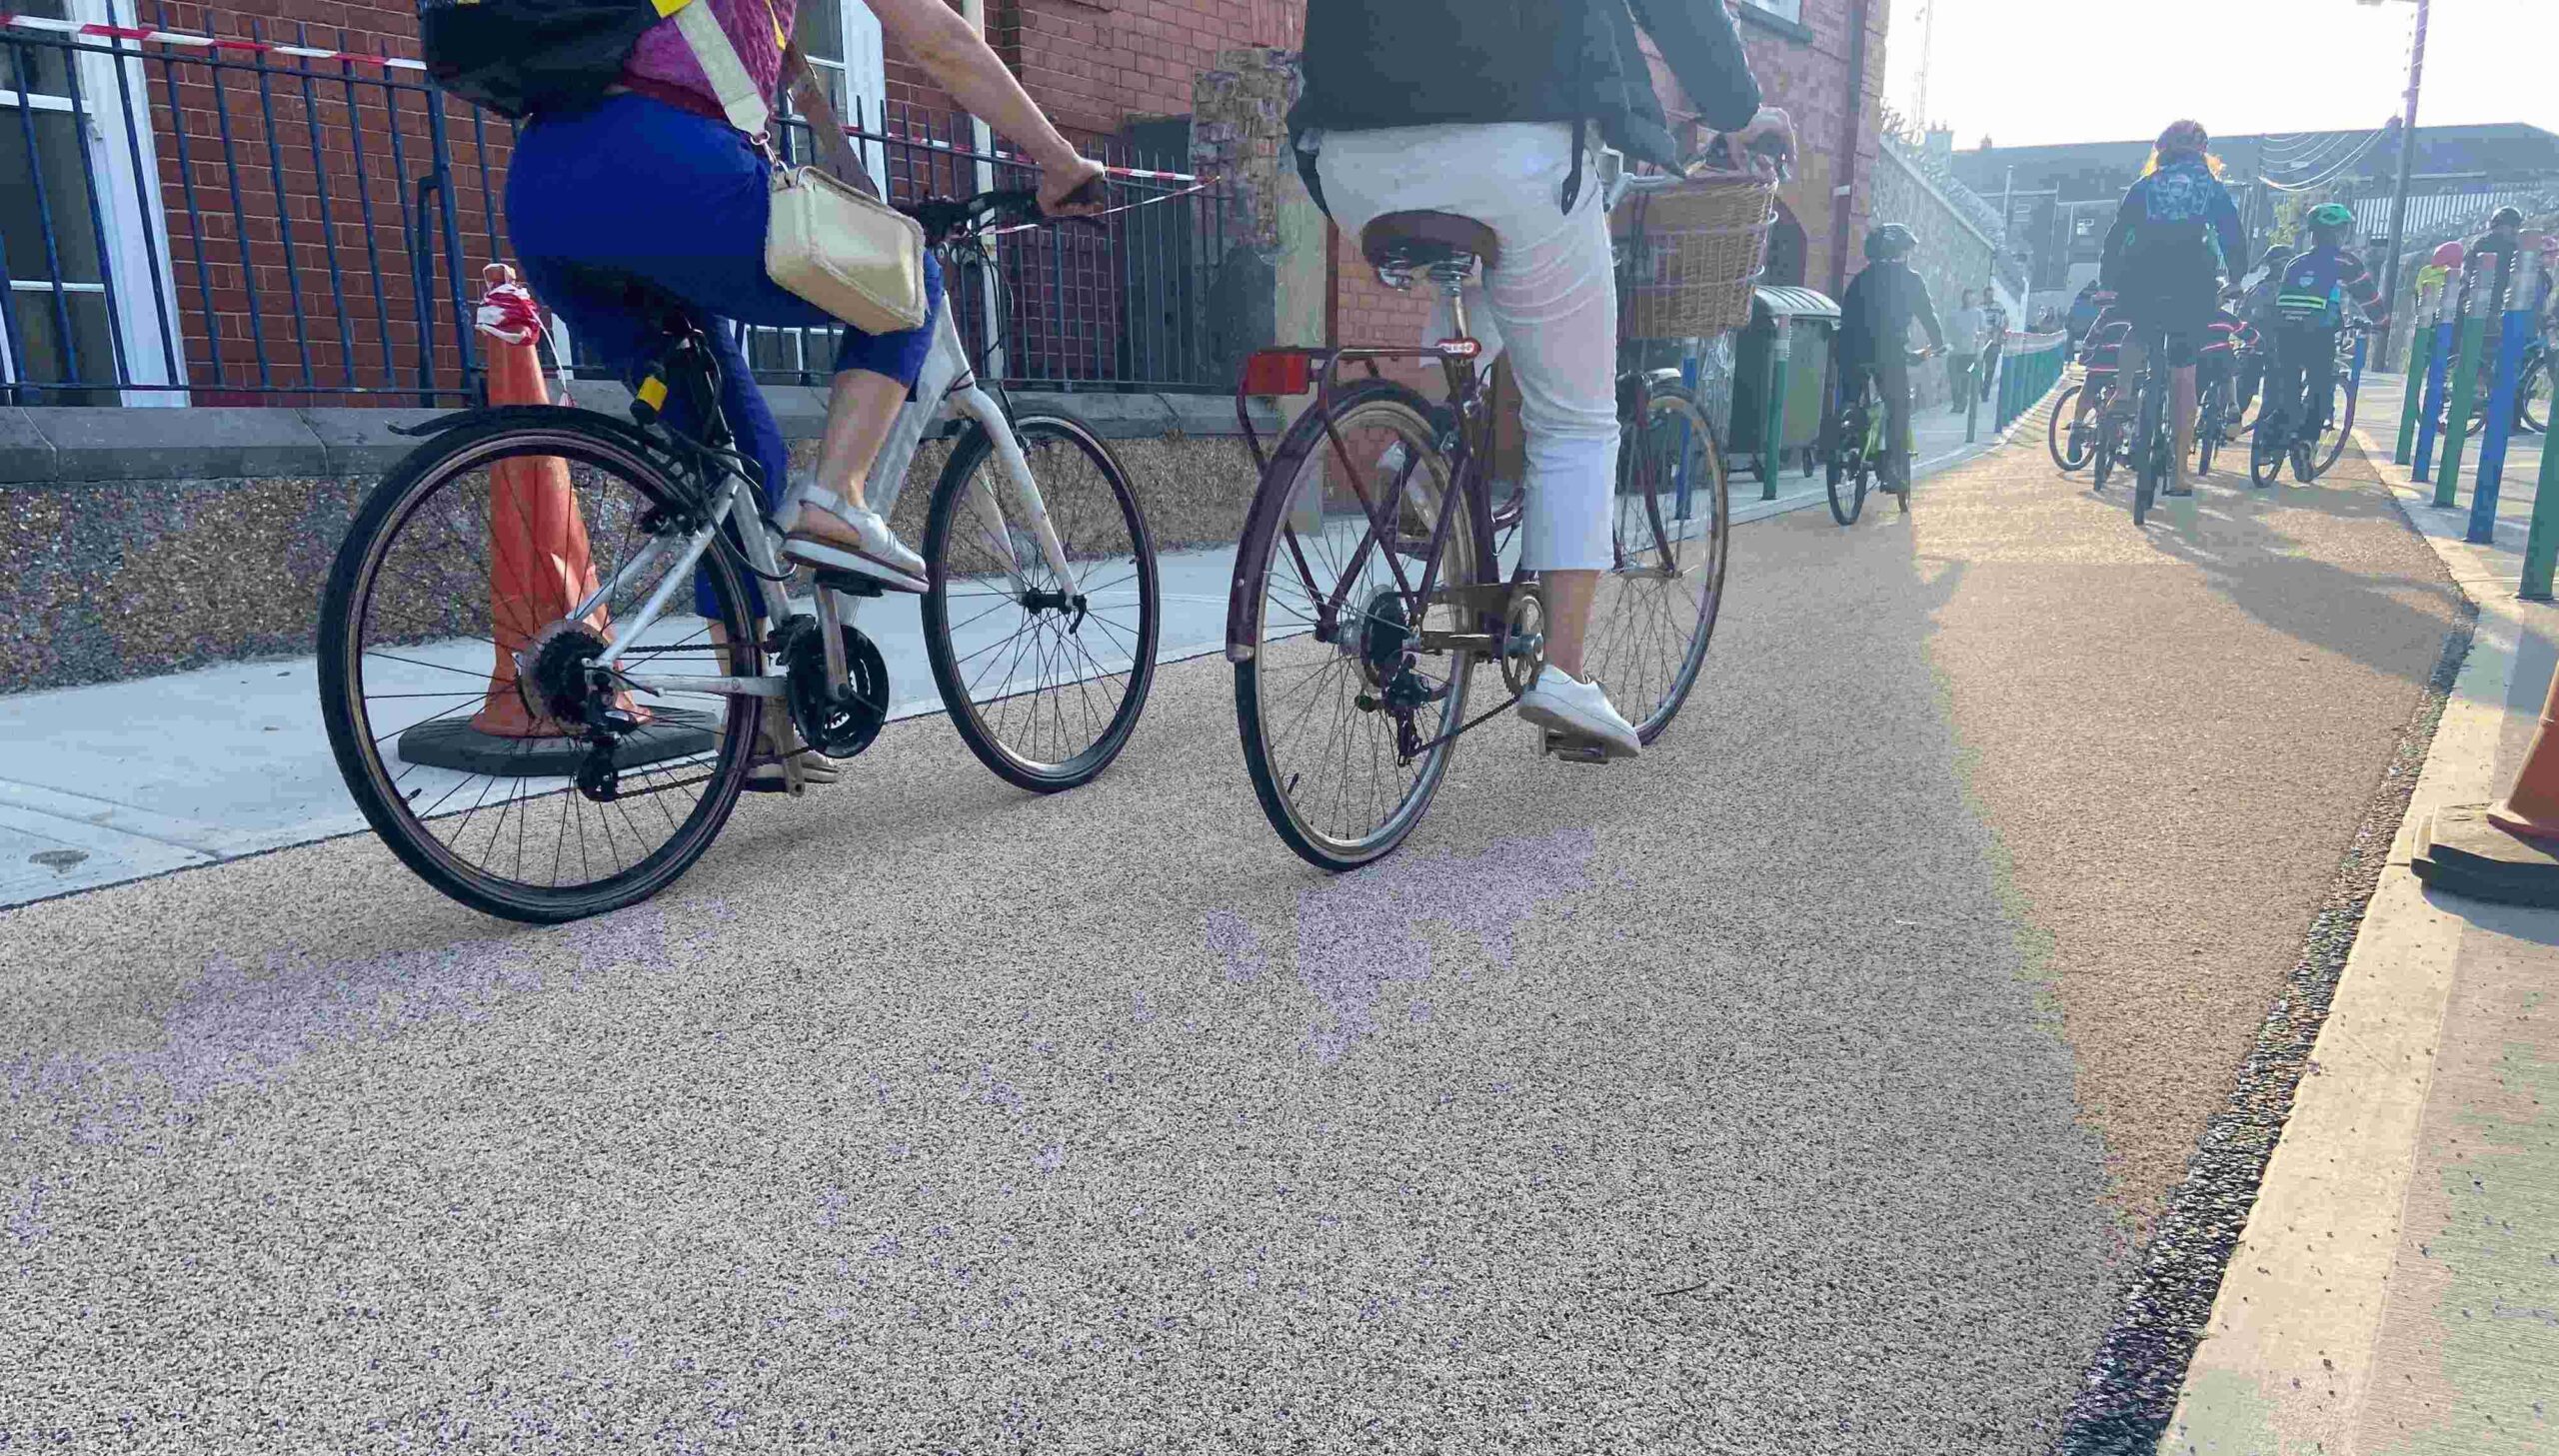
[1978,295,2009,403]
[1947,290,1986,413]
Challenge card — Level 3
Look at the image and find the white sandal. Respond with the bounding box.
[780,482,928,595]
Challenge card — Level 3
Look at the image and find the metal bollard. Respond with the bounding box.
[2397,280,2441,465]
[2414,264,2468,480]
[2470,251,2541,544]
[1761,314,1789,501]
[2436,259,2493,507]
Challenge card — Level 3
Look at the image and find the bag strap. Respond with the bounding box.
[666,0,879,198]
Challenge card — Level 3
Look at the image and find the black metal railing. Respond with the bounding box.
[0,7,1230,407]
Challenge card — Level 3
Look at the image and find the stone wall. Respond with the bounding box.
[1868,139,2001,410]
[0,391,1275,698]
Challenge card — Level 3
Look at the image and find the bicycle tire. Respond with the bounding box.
[2520,348,2550,435]
[2049,385,2090,472]
[1232,379,1475,871]
[2249,417,2284,490]
[2314,376,2358,479]
[2132,370,2164,526]
[2195,403,2220,479]
[317,412,760,923]
[921,413,1160,792]
[2092,413,2120,491]
[1827,405,1870,525]
[1595,384,1729,742]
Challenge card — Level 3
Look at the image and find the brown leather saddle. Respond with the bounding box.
[1358,211,1502,274]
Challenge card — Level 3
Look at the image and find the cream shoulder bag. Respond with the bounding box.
[668,0,928,335]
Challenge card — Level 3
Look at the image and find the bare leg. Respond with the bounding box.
[793,367,909,551]
[1543,569,1598,681]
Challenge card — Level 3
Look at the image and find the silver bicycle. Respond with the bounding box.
[318,190,1159,922]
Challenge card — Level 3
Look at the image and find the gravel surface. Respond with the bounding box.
[0,422,2450,1451]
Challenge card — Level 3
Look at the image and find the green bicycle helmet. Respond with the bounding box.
[2308,202,2355,239]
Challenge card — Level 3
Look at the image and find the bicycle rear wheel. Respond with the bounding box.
[1586,384,1729,742]
[1826,408,1870,525]
[922,414,1160,791]
[1232,380,1476,871]
[2132,372,2164,526]
[317,413,760,923]
[2249,417,2285,489]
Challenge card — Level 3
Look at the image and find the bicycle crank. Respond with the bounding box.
[776,614,890,759]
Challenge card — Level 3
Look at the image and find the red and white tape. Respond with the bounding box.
[0,10,1202,184]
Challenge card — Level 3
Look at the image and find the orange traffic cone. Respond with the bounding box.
[466,264,623,737]
[2413,668,2559,905]
[2487,675,2559,839]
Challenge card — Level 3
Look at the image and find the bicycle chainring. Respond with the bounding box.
[778,616,890,760]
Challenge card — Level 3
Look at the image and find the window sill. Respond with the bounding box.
[1736,6,1814,44]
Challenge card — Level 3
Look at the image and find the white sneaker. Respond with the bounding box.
[1516,666,1641,760]
[781,482,928,594]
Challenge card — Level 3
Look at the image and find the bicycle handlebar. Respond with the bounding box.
[901,180,1106,248]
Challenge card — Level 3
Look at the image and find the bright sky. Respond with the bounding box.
[1880,0,2559,150]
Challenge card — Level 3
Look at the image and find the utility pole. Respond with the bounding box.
[1909,0,1934,131]
[2366,0,2429,313]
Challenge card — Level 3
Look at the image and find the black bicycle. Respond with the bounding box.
[1825,349,1933,523]
[2250,322,2372,489]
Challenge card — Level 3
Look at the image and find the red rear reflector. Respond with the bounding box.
[1243,351,1313,396]
[1435,337,1481,359]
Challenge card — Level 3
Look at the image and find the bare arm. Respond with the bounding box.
[859,0,1104,213]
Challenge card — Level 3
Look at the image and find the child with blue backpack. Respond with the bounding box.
[2261,203,2388,482]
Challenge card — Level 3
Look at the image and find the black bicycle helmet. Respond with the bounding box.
[1865,223,1916,262]
[2492,205,2526,230]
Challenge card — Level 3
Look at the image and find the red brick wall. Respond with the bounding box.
[137,1,509,402]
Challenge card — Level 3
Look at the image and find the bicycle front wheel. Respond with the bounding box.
[2521,348,2551,435]
[922,414,1160,791]
[1587,384,1730,742]
[1232,380,1477,871]
[1827,413,1870,525]
[317,413,761,923]
[2049,385,2090,472]
[2315,378,2358,479]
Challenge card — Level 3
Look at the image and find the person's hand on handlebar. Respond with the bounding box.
[1690,108,1797,180]
[1038,153,1111,219]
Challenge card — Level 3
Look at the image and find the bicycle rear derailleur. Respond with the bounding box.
[519,620,645,803]
[773,613,889,760]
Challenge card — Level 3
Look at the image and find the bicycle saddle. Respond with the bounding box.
[1360,212,1501,273]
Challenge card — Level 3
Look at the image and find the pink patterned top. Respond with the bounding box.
[620,0,794,127]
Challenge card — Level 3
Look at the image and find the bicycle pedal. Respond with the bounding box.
[811,569,887,598]
[1539,729,1614,765]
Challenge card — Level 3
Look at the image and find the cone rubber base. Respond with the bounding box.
[397,708,719,777]
[2410,802,2559,908]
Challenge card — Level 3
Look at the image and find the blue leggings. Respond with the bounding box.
[506,93,943,614]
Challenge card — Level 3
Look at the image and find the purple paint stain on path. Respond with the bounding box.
[1202,830,1597,1063]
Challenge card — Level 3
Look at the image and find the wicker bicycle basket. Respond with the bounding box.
[1611,174,1778,341]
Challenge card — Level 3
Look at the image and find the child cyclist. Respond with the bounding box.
[2063,290,2131,459]
[1834,223,1947,495]
[2262,202,2387,482]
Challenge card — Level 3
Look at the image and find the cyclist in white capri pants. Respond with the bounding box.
[1294,0,1791,758]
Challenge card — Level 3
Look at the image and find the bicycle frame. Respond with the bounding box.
[1225,335,1500,663]
[584,291,1083,710]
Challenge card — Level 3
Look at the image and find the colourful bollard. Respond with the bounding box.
[2413,268,2466,481]
[2435,261,2492,508]
[2524,403,2559,600]
[2397,282,2440,466]
[2471,251,2542,544]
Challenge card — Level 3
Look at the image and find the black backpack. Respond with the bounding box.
[419,0,674,118]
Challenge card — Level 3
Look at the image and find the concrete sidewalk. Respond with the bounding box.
[2159,413,2559,1454]
[0,399,2022,909]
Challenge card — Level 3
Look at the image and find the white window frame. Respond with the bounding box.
[1737,0,1804,25]
[0,0,185,405]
